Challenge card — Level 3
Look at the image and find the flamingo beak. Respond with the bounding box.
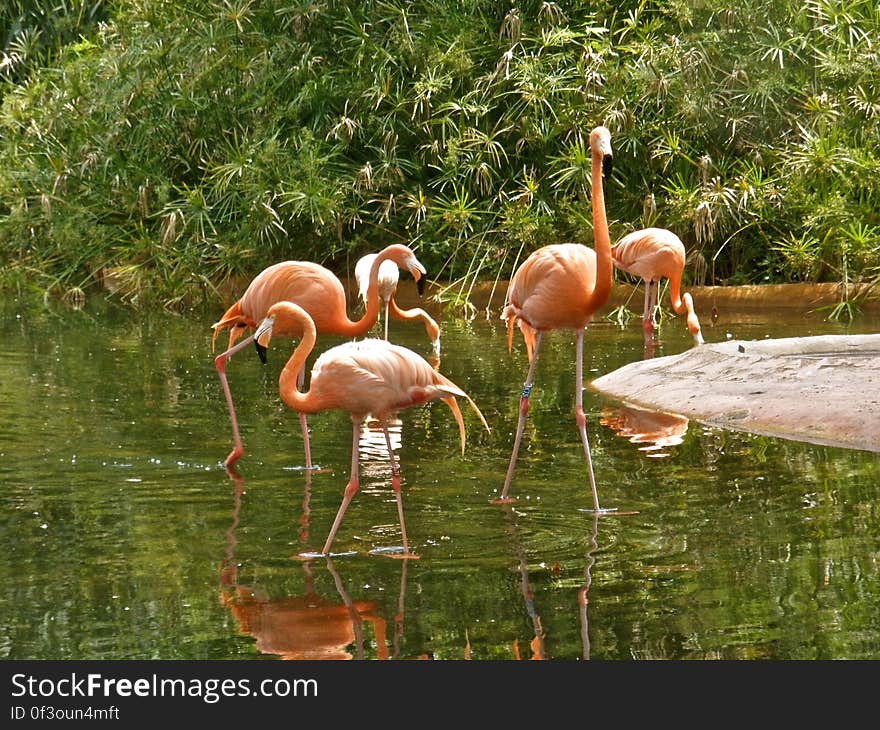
[407,254,426,279]
[253,315,275,363]
[407,255,427,297]
[602,153,613,178]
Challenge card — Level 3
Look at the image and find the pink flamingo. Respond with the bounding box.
[611,227,704,345]
[246,300,489,557]
[498,126,615,512]
[354,251,441,355]
[211,244,427,470]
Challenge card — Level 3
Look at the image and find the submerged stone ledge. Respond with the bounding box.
[590,334,880,453]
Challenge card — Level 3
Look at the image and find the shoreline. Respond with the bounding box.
[590,333,880,453]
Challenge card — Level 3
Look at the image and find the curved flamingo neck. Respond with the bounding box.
[667,270,686,315]
[681,292,704,343]
[277,309,319,413]
[668,272,697,323]
[388,298,440,340]
[590,145,612,310]
[668,274,704,343]
[388,298,423,321]
[334,248,399,338]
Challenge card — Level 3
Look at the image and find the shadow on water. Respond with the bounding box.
[1,295,880,659]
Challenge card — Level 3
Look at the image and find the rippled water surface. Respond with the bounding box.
[2,295,879,660]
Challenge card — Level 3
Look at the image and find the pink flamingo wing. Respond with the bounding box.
[506,244,599,332]
[612,228,685,282]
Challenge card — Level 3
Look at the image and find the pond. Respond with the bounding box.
[2,292,879,660]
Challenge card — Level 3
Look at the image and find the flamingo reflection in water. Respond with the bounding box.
[492,505,602,660]
[578,512,600,660]
[358,416,403,482]
[511,551,547,661]
[220,469,419,660]
[600,403,689,457]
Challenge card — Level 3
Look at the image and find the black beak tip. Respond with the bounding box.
[255,341,267,364]
[602,154,613,179]
[417,277,426,297]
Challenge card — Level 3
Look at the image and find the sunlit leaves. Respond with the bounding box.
[848,84,880,119]
[219,0,255,33]
[548,134,592,199]
[784,125,853,179]
[757,25,805,69]
[806,0,872,47]
[0,1,107,87]
[431,183,483,236]
[772,233,822,281]
[2,0,880,303]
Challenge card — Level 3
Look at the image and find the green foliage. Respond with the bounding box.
[1,1,108,89]
[0,0,879,308]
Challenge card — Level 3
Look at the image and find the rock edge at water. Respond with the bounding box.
[590,333,880,453]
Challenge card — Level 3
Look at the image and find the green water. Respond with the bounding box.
[2,296,879,660]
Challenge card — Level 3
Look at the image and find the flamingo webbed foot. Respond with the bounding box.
[281,463,330,473]
[490,496,517,505]
[576,507,642,516]
[369,545,418,559]
[295,550,357,561]
[577,506,618,515]
[379,552,420,560]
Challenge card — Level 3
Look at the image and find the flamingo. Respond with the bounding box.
[354,252,441,355]
[211,244,427,470]
[497,125,615,512]
[611,227,704,346]
[247,300,489,557]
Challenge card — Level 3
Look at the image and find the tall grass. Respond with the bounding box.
[0,0,878,310]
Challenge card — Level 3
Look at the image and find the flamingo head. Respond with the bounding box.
[253,313,276,363]
[590,125,613,177]
[253,301,317,363]
[382,243,427,286]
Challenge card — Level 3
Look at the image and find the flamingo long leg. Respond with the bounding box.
[381,417,409,553]
[642,280,657,341]
[296,367,313,469]
[214,333,257,468]
[215,331,314,470]
[322,416,363,555]
[499,331,544,501]
[651,281,660,324]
